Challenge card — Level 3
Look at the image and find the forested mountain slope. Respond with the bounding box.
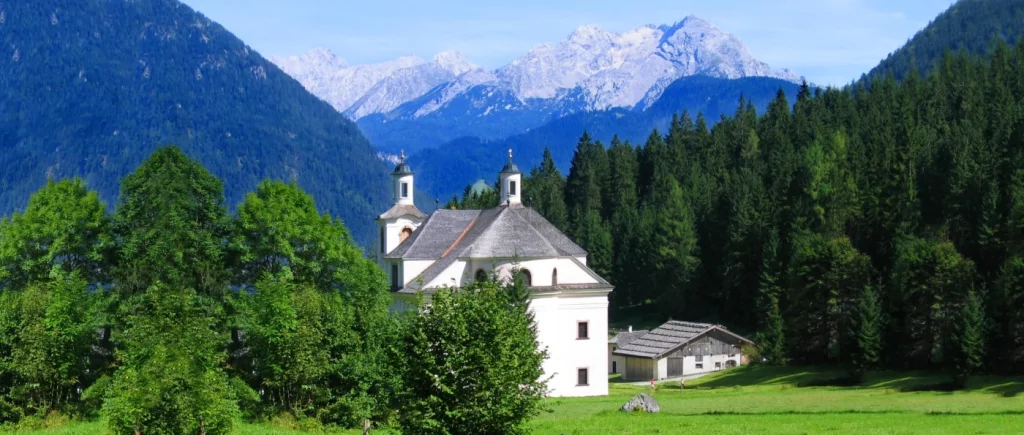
[867,0,1024,81]
[410,75,800,201]
[0,0,390,246]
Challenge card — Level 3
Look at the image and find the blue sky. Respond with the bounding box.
[185,0,954,87]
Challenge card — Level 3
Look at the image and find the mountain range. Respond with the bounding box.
[2,0,1020,251]
[0,0,390,246]
[273,16,803,154]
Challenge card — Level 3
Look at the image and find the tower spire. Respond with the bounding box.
[500,148,522,207]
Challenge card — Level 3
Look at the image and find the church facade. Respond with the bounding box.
[376,153,611,397]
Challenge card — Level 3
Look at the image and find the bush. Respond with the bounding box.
[397,281,547,435]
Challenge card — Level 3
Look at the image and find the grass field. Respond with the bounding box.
[8,366,1024,434]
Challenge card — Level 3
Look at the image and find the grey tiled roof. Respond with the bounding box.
[608,330,650,346]
[613,321,716,359]
[388,206,586,261]
[391,206,592,291]
[377,204,427,221]
[386,209,480,259]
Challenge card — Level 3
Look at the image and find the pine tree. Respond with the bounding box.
[648,174,700,315]
[951,290,986,388]
[525,148,568,231]
[992,256,1024,372]
[565,132,608,222]
[787,233,870,365]
[754,230,785,365]
[848,284,882,381]
[574,210,613,280]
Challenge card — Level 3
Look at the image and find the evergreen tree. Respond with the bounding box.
[950,290,986,388]
[524,148,568,231]
[848,284,882,380]
[787,233,870,365]
[648,174,700,315]
[754,230,785,365]
[993,256,1024,372]
[574,210,613,281]
[564,132,608,224]
[889,237,975,369]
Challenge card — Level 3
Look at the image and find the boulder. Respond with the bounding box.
[620,393,660,413]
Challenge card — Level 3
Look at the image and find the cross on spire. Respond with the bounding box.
[400,149,406,163]
[508,148,513,162]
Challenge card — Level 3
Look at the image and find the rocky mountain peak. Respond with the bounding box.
[431,51,475,75]
[276,16,800,119]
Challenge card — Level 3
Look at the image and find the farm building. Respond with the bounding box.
[612,321,753,381]
[608,326,649,375]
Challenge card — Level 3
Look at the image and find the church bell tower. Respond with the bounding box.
[377,151,426,265]
[500,149,522,207]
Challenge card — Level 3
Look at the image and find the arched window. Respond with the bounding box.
[400,227,413,242]
[517,269,532,287]
[475,269,488,283]
[551,268,558,286]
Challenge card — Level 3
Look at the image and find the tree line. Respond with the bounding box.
[446,39,1024,383]
[0,147,546,434]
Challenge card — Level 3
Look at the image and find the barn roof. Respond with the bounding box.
[612,320,753,359]
[609,330,650,347]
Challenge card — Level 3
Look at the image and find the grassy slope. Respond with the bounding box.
[536,366,1024,434]
[9,366,1024,434]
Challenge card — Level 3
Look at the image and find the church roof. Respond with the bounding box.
[377,204,427,221]
[386,206,591,289]
[612,321,752,359]
[500,161,521,174]
[393,162,413,175]
[387,206,585,260]
[386,209,482,258]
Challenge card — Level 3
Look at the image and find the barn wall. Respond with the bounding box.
[623,357,655,381]
[663,329,747,376]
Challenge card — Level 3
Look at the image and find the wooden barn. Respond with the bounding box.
[612,321,753,381]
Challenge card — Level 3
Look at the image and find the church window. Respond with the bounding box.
[577,321,589,339]
[577,368,589,386]
[552,268,558,285]
[390,264,400,290]
[475,269,488,282]
[517,269,532,286]
[400,227,413,242]
[509,180,517,196]
[380,227,386,253]
[401,182,409,198]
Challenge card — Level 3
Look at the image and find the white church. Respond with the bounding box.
[376,152,611,397]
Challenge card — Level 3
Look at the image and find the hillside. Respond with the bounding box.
[0,0,391,246]
[410,75,801,200]
[867,0,1024,81]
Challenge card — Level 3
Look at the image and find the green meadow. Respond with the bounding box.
[10,366,1024,434]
